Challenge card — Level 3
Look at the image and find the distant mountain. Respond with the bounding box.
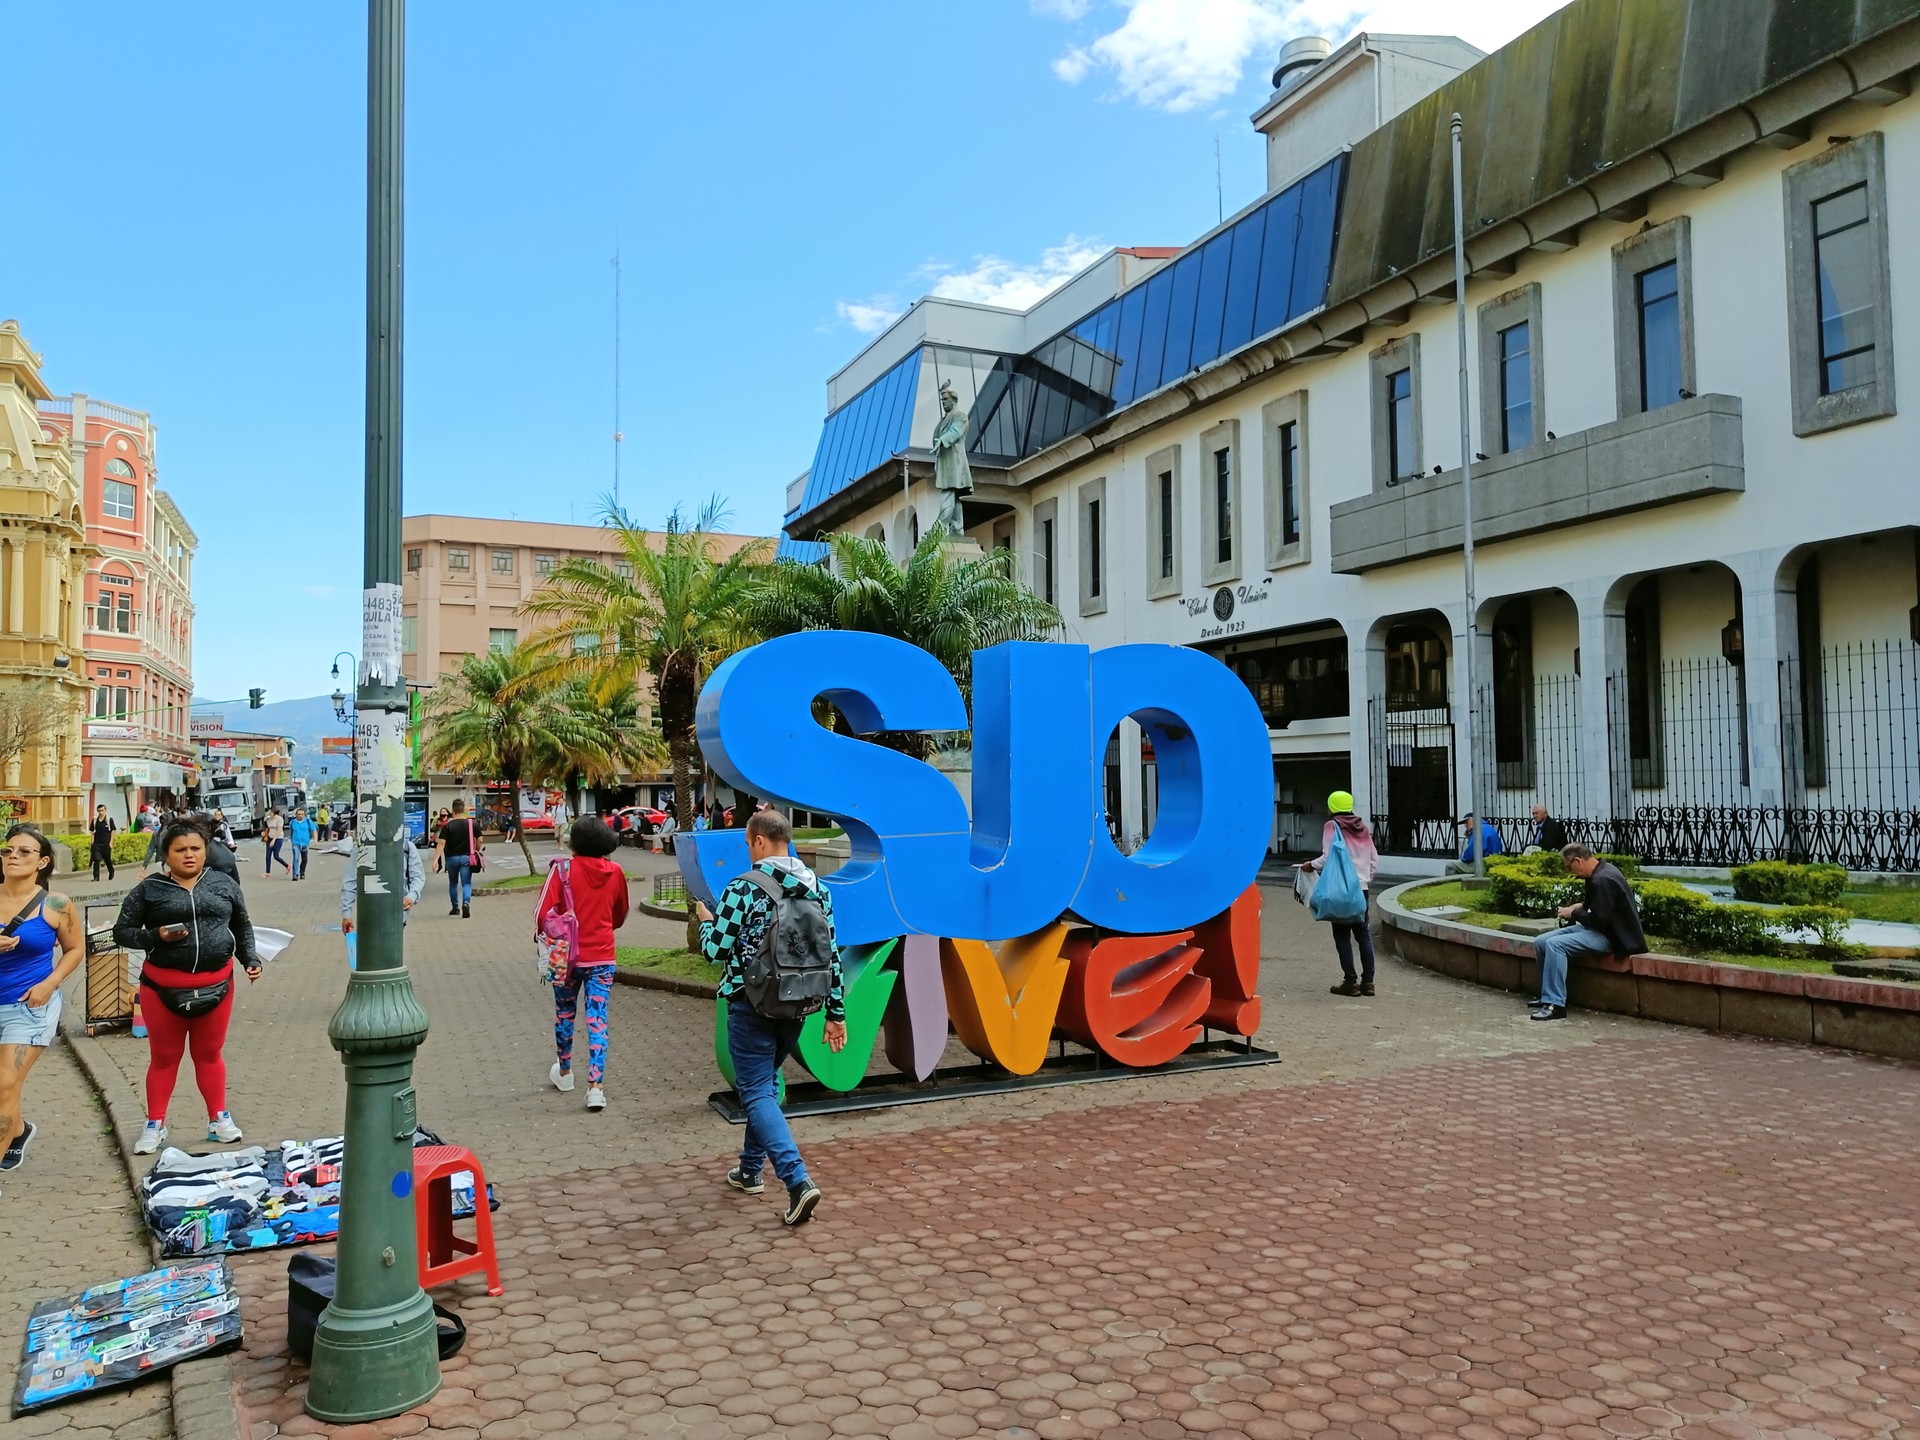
[191,693,357,788]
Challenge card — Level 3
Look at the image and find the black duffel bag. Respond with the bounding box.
[287,1253,466,1362]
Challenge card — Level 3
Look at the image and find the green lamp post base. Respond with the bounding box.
[304,1290,441,1422]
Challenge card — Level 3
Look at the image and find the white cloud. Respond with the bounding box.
[836,297,903,335]
[836,237,1107,333]
[1048,0,1570,114]
[1030,0,1091,17]
[922,236,1109,312]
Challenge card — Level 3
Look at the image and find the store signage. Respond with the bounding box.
[678,634,1271,1086]
[1181,579,1272,641]
[320,736,354,755]
[190,717,225,736]
[86,723,140,740]
[205,738,236,753]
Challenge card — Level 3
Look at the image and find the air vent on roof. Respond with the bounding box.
[1272,35,1331,93]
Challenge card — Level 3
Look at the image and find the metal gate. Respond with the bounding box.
[1367,700,1456,856]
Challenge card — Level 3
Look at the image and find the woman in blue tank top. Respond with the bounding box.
[0,826,87,1181]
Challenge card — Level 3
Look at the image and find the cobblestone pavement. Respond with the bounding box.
[63,841,1920,1437]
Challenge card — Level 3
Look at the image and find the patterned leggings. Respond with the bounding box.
[552,964,613,1086]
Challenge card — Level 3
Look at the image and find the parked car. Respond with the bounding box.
[519,811,557,834]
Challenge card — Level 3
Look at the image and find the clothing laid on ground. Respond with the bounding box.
[535,856,629,964]
[699,857,845,1021]
[553,966,613,1086]
[140,1131,492,1257]
[1567,861,1647,956]
[113,873,257,1123]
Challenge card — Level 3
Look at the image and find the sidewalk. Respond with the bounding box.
[57,843,1920,1437]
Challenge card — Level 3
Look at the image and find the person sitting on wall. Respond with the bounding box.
[1453,813,1506,868]
[1531,843,1646,1022]
[1528,804,1568,853]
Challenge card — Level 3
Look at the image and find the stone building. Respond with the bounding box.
[0,321,91,829]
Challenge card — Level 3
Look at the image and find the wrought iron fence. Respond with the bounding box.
[1366,699,1455,857]
[1781,640,1920,812]
[1468,675,1584,852]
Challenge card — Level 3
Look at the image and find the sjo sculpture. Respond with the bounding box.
[679,634,1275,1100]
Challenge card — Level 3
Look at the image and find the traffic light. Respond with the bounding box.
[249,688,265,709]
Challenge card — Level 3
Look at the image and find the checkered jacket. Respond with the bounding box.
[700,859,844,1021]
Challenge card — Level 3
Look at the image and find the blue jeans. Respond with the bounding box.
[1534,924,1614,1007]
[726,1000,809,1189]
[291,845,309,879]
[445,855,473,907]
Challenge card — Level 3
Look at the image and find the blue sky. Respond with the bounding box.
[4,1,1557,703]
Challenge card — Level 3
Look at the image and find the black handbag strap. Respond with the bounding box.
[1,887,48,938]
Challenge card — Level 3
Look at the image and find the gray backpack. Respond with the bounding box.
[741,869,835,1019]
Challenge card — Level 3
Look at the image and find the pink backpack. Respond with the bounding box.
[535,860,579,986]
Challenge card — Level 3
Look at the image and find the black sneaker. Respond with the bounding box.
[1,1120,36,1171]
[783,1180,822,1227]
[1530,1005,1567,1021]
[1358,982,1375,996]
[462,903,471,919]
[727,1166,764,1194]
[1329,981,1363,996]
[449,905,460,916]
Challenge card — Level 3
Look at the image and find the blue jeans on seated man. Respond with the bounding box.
[1534,923,1614,1007]
[726,999,810,1190]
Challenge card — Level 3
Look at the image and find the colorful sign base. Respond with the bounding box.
[705,1035,1278,1123]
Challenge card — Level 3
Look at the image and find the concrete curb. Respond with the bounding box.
[611,967,718,1000]
[67,1028,246,1440]
[1377,879,1920,1062]
[635,898,689,922]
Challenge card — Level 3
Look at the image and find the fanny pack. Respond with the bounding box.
[145,974,232,1018]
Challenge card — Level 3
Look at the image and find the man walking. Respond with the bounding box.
[89,805,117,881]
[695,808,845,1227]
[1532,843,1646,1021]
[288,807,316,882]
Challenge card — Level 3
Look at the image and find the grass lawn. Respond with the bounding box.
[614,945,715,984]
[478,873,545,891]
[1397,880,1841,976]
[793,827,843,841]
[1842,889,1920,924]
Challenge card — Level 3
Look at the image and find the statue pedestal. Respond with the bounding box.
[939,536,984,561]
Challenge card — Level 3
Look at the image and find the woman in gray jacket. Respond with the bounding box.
[114,823,261,1153]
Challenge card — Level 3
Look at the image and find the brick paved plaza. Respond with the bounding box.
[17,840,1920,1439]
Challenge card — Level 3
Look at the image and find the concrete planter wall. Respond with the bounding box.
[1377,880,1920,1064]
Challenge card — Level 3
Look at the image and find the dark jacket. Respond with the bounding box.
[1573,861,1646,956]
[1535,816,1568,851]
[114,871,258,977]
[203,838,240,882]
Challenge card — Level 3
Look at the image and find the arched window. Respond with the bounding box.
[102,458,137,520]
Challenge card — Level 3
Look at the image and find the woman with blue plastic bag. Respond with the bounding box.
[1301,791,1381,997]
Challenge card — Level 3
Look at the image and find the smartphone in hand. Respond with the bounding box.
[156,922,190,943]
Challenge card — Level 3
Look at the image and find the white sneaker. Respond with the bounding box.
[207,1113,244,1143]
[586,1087,606,1112]
[134,1122,167,1155]
[549,1062,574,1093]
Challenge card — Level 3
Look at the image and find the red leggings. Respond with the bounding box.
[141,963,234,1122]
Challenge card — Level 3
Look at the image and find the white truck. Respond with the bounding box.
[205,782,255,838]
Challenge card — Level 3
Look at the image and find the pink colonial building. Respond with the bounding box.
[37,393,198,824]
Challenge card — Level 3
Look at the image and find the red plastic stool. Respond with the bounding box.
[413,1145,503,1296]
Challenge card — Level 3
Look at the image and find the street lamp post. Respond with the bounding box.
[306,0,439,1420]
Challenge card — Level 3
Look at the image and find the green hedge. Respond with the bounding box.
[1730,861,1847,906]
[51,832,151,868]
[1483,858,1856,958]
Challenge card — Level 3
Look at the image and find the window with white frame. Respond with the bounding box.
[1144,445,1181,600]
[1261,390,1309,569]
[1200,419,1240,586]
[1783,134,1895,436]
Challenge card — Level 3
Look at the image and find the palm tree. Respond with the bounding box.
[746,523,1063,757]
[534,681,665,823]
[518,497,771,846]
[419,648,633,872]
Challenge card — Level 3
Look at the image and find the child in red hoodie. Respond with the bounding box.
[536,816,631,1111]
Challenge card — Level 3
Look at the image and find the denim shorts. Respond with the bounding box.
[0,990,61,1047]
